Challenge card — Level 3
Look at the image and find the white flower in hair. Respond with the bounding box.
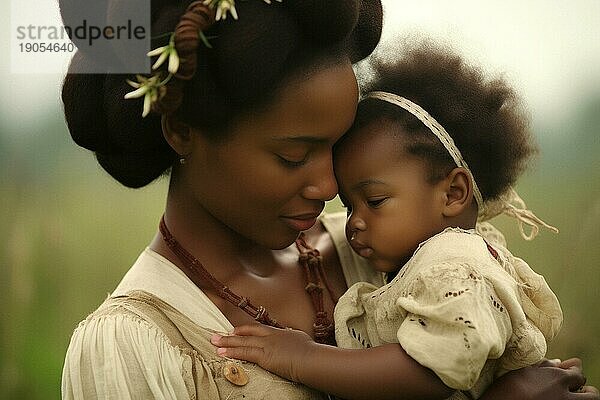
[147,35,179,74]
[125,0,282,117]
[124,75,164,118]
[203,0,238,21]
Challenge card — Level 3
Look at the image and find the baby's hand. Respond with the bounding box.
[211,323,317,383]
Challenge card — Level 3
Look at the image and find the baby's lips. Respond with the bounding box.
[350,240,374,258]
[357,247,374,258]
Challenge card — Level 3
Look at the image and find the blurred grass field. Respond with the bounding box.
[0,98,599,398]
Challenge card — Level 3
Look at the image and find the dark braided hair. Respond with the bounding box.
[60,0,383,188]
[349,40,537,201]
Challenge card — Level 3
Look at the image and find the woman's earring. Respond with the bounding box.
[179,156,186,165]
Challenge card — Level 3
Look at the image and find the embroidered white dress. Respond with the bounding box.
[334,227,563,399]
[61,212,384,400]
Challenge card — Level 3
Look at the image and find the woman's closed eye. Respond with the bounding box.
[277,154,309,168]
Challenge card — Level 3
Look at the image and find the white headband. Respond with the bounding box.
[367,91,485,213]
[365,91,558,240]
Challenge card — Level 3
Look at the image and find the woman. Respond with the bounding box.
[60,0,598,398]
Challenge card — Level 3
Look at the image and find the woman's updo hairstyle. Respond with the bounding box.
[60,0,383,188]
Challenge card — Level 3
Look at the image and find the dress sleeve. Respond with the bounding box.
[62,312,194,400]
[395,262,513,391]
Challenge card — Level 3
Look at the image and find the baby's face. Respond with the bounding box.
[334,123,447,272]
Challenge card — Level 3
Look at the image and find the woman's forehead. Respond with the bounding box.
[232,63,359,144]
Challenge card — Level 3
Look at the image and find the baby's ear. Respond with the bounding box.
[442,167,474,217]
[161,115,194,156]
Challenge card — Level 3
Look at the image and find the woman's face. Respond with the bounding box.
[335,123,447,272]
[182,62,359,249]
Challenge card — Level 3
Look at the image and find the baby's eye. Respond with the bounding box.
[367,198,387,208]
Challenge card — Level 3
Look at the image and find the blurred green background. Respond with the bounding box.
[1,0,599,398]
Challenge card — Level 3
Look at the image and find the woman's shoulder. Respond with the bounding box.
[63,291,328,400]
[62,294,198,399]
[65,292,188,357]
[69,289,222,348]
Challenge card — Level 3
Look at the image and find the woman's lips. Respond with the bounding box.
[280,214,320,232]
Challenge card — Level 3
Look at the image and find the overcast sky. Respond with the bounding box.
[2,0,599,135]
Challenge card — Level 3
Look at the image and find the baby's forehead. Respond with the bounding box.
[335,124,405,159]
[334,130,409,180]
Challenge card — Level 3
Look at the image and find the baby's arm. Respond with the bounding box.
[211,324,453,400]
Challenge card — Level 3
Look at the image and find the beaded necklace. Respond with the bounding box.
[159,216,337,345]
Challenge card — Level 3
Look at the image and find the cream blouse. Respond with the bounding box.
[334,227,563,399]
[61,212,384,399]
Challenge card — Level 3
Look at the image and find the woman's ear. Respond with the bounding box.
[161,115,194,156]
[442,167,474,217]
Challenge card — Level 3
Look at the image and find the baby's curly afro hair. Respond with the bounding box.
[351,40,538,201]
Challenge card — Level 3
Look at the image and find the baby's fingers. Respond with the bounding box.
[233,323,278,337]
[211,333,264,349]
[211,334,265,363]
[217,344,264,364]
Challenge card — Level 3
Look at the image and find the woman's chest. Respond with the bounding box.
[207,242,347,340]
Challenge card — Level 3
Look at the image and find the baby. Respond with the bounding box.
[212,42,563,400]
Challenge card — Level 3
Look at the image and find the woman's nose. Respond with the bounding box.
[302,154,338,201]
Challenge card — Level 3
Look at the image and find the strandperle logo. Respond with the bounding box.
[11,0,151,74]
[16,20,147,47]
